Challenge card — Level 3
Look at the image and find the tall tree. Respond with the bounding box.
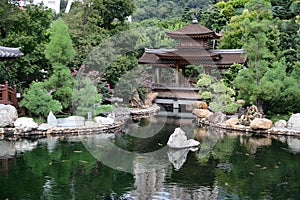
[219,0,280,112]
[44,18,75,66]
[44,18,75,111]
[0,2,54,86]
[64,0,135,68]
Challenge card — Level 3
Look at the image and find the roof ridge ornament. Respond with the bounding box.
[191,12,199,24]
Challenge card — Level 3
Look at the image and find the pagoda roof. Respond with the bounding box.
[165,22,221,39]
[0,46,23,60]
[138,48,247,68]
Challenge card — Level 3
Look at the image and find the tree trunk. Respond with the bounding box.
[256,96,263,114]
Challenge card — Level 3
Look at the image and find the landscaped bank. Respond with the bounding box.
[0,104,160,138]
[193,103,300,136]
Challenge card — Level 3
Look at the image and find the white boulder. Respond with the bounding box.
[14,117,38,132]
[274,120,287,128]
[287,113,300,131]
[167,127,200,149]
[0,104,18,127]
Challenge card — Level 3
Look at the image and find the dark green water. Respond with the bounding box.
[1,117,300,200]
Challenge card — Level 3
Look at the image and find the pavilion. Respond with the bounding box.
[138,20,247,116]
[0,46,23,107]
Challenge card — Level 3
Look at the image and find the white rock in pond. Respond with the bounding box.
[0,104,18,127]
[167,127,200,149]
[94,116,114,125]
[47,111,57,127]
[14,117,38,132]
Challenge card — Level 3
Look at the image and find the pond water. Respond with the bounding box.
[1,117,300,200]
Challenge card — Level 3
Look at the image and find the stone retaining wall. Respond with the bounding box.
[0,104,160,139]
[196,118,300,136]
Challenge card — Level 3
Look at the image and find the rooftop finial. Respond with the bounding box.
[191,12,199,24]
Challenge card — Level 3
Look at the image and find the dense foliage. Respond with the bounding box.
[1,0,299,118]
[197,73,239,114]
[0,1,54,87]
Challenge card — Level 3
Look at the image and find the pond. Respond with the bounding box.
[1,117,300,199]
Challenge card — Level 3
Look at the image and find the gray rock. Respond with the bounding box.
[47,111,57,127]
[287,113,300,131]
[167,127,200,149]
[37,123,52,131]
[14,117,38,132]
[274,120,287,128]
[0,104,18,127]
[207,112,227,124]
[57,116,85,127]
[94,116,114,125]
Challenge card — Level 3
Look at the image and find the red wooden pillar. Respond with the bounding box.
[3,81,9,102]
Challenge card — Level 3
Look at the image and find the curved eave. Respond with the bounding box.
[0,46,24,60]
[166,32,220,40]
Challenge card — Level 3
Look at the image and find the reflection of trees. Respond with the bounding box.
[194,127,224,164]
[0,137,134,199]
[215,136,300,199]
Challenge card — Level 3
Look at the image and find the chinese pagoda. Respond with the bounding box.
[138,20,247,116]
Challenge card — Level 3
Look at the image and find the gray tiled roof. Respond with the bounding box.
[0,46,23,60]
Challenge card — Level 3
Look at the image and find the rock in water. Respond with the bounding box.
[250,118,272,130]
[0,104,18,127]
[167,127,200,149]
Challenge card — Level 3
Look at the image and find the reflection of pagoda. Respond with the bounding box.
[138,20,247,116]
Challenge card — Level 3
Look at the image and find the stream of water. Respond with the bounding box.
[1,117,300,199]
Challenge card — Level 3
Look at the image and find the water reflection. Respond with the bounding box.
[167,147,198,170]
[1,120,300,199]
